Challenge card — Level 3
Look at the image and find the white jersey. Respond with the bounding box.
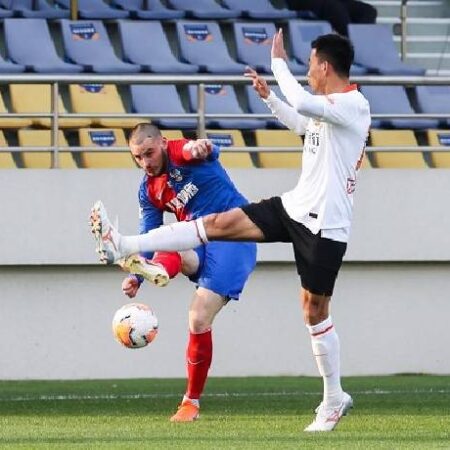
[264,58,371,243]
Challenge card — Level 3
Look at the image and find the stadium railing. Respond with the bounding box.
[0,73,448,168]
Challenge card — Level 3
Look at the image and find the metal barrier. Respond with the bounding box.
[0,74,448,168]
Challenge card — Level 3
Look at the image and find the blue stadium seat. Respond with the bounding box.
[222,0,296,19]
[111,0,185,19]
[0,0,69,18]
[60,20,140,73]
[0,53,25,73]
[55,0,129,19]
[416,86,450,127]
[188,84,264,130]
[167,0,240,19]
[5,19,83,73]
[131,85,196,129]
[360,85,439,129]
[288,20,367,75]
[118,21,198,74]
[246,85,288,129]
[349,24,425,76]
[0,5,13,17]
[177,21,246,74]
[233,22,307,75]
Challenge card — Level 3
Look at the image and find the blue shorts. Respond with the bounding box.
[190,241,257,300]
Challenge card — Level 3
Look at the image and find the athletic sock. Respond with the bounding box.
[121,219,208,255]
[306,316,343,408]
[185,329,213,400]
[152,252,182,278]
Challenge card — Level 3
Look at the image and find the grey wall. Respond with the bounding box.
[0,169,449,379]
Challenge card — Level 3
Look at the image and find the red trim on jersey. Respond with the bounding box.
[343,84,358,93]
[311,324,334,337]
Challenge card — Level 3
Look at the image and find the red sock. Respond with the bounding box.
[186,329,213,400]
[152,252,182,279]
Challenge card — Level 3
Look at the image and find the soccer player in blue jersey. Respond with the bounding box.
[99,123,256,422]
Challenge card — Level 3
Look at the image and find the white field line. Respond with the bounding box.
[0,388,449,403]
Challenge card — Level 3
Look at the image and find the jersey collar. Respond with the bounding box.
[342,84,358,93]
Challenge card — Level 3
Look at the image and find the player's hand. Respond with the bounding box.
[186,139,212,159]
[244,67,270,99]
[122,276,140,298]
[271,28,288,61]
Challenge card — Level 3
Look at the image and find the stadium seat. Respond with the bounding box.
[233,22,307,74]
[0,5,13,17]
[10,84,91,128]
[415,86,450,128]
[222,0,296,19]
[205,130,254,168]
[118,21,198,73]
[111,0,185,19]
[0,131,16,168]
[360,85,439,130]
[4,19,83,73]
[166,0,240,19]
[254,130,302,168]
[288,20,367,75]
[188,84,263,130]
[78,128,136,168]
[130,85,196,130]
[0,0,69,18]
[60,20,140,73]
[161,130,184,140]
[0,90,32,128]
[246,84,288,129]
[55,0,129,19]
[0,53,25,73]
[426,129,450,168]
[369,129,426,168]
[349,24,425,76]
[176,21,246,74]
[17,129,76,169]
[69,84,145,128]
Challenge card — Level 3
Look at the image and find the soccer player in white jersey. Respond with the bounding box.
[90,30,371,432]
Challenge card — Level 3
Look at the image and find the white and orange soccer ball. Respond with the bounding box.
[112,303,158,349]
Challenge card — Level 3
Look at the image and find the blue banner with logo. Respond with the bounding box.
[70,23,99,40]
[206,133,234,147]
[89,131,116,147]
[184,24,213,42]
[242,27,270,45]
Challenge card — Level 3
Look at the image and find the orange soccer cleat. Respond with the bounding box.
[170,399,200,422]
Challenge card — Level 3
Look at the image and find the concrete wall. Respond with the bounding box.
[0,169,449,379]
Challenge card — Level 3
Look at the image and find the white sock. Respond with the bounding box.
[120,219,208,256]
[307,316,343,408]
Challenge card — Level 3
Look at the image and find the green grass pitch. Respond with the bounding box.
[0,375,448,449]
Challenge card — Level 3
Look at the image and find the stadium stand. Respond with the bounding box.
[161,130,184,140]
[69,84,144,128]
[4,19,83,73]
[0,90,32,128]
[205,129,254,168]
[111,0,185,19]
[427,129,450,168]
[233,22,307,74]
[176,21,246,74]
[0,0,69,18]
[222,0,296,19]
[118,21,198,73]
[349,24,425,75]
[9,84,91,128]
[369,129,426,168]
[415,86,450,127]
[0,53,25,73]
[17,129,76,169]
[55,0,129,19]
[188,84,263,130]
[130,85,196,129]
[246,84,287,129]
[78,128,136,168]
[254,129,302,168]
[166,0,240,19]
[360,85,439,129]
[0,131,16,168]
[60,20,140,73]
[288,20,367,75]
[0,4,12,17]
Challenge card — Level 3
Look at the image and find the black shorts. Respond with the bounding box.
[241,196,347,296]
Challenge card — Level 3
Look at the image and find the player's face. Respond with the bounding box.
[307,49,327,94]
[130,136,168,177]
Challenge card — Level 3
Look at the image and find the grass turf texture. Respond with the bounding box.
[0,376,448,449]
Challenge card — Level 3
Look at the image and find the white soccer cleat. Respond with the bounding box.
[119,255,170,287]
[304,392,353,432]
[89,200,123,264]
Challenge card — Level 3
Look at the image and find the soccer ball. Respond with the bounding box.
[112,303,158,349]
